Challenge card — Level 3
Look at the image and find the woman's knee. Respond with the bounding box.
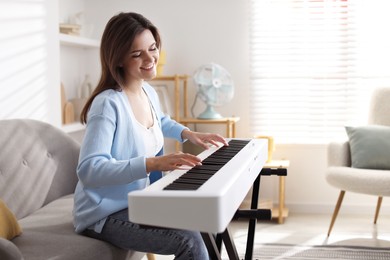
[174,231,208,260]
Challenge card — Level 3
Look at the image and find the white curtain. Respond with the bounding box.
[250,0,390,144]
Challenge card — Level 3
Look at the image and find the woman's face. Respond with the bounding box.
[122,29,159,84]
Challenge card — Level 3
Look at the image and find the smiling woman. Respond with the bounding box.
[73,12,228,260]
[0,0,60,125]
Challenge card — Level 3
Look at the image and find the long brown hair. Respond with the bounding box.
[80,12,161,124]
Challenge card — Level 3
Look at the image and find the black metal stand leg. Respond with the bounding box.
[221,229,240,260]
[202,229,240,260]
[245,174,261,260]
[201,233,222,260]
[215,234,223,252]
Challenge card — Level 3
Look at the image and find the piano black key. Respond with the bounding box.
[195,165,222,171]
[205,157,233,163]
[201,162,228,166]
[202,160,232,165]
[184,174,213,180]
[216,147,243,152]
[164,186,198,191]
[207,152,236,157]
[164,182,200,190]
[229,139,249,144]
[202,156,230,161]
[175,178,208,185]
[202,159,230,165]
[205,152,234,157]
[186,170,216,175]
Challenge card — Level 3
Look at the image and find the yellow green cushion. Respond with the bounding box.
[0,199,22,240]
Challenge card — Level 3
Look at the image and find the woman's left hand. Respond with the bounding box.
[181,130,228,150]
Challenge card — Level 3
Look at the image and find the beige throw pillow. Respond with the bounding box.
[0,199,22,240]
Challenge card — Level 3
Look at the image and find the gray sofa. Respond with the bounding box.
[0,119,144,260]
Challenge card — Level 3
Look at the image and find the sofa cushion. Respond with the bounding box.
[0,119,80,220]
[12,195,132,260]
[0,238,23,260]
[345,125,390,170]
[0,199,22,240]
[0,123,57,219]
[326,166,390,196]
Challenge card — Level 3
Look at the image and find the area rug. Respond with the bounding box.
[233,244,390,260]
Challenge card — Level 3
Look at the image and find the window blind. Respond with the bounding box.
[249,0,390,144]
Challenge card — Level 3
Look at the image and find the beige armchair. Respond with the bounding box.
[325,87,390,236]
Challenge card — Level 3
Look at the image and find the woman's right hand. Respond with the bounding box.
[146,152,202,172]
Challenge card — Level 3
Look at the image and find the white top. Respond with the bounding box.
[133,100,164,167]
[134,111,164,158]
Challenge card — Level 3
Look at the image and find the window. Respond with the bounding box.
[250,0,390,144]
[0,0,55,121]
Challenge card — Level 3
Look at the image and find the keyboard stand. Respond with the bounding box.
[201,228,239,260]
[236,166,288,260]
[201,166,288,260]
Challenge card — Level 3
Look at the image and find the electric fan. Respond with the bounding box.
[193,63,234,119]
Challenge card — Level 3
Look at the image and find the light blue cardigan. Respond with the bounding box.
[73,82,188,233]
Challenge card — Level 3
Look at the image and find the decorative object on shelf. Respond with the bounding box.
[254,135,275,162]
[157,50,166,76]
[78,74,93,99]
[59,12,84,36]
[70,97,87,123]
[59,23,81,36]
[69,74,93,122]
[81,23,94,38]
[193,63,234,119]
[60,83,75,124]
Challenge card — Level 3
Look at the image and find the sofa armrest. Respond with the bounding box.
[0,238,23,260]
[327,141,351,167]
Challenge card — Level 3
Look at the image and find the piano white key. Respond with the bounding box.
[128,138,268,233]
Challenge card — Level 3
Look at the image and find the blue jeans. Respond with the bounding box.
[82,209,209,260]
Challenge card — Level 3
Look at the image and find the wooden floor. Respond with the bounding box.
[142,212,390,259]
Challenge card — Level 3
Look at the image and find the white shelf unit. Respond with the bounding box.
[59,32,100,134]
[58,0,100,134]
[59,33,100,48]
[61,122,85,133]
